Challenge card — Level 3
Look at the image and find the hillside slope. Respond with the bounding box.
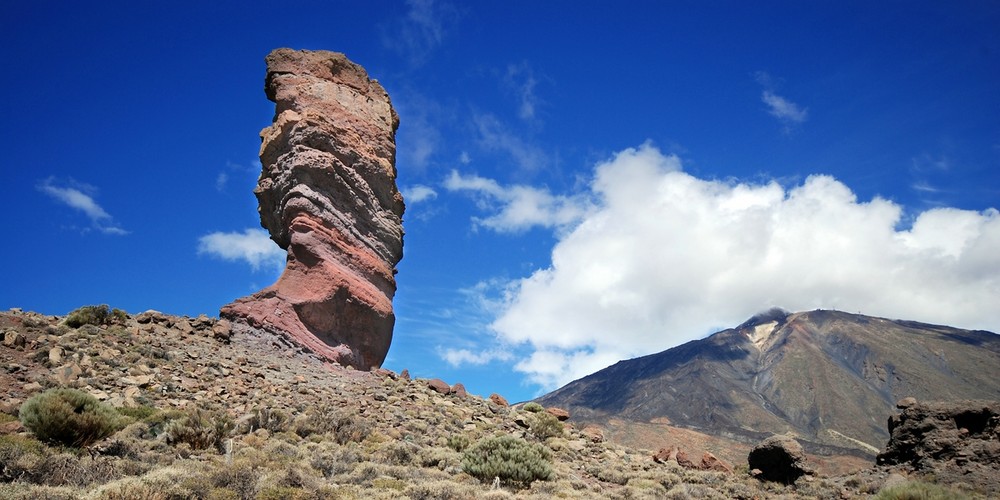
[0,306,903,498]
[537,309,1000,456]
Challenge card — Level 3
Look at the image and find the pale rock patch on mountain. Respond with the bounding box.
[222,48,405,370]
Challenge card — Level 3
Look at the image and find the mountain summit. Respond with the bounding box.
[537,309,1000,457]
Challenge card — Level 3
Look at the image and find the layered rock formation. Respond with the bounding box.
[222,48,404,370]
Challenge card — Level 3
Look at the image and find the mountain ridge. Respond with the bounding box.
[537,309,1000,458]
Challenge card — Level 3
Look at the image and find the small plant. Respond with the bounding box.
[522,402,544,413]
[462,435,552,487]
[19,388,127,447]
[164,407,234,452]
[529,411,564,440]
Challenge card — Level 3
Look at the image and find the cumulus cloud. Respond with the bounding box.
[443,170,590,233]
[454,143,1000,390]
[198,228,286,271]
[37,177,128,235]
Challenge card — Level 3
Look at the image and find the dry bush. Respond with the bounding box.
[164,407,234,452]
[241,407,290,434]
[529,411,564,441]
[308,442,363,478]
[292,405,371,445]
[420,445,461,470]
[874,480,972,500]
[0,434,48,482]
[404,479,479,500]
[210,459,260,500]
[0,484,78,500]
[377,440,419,466]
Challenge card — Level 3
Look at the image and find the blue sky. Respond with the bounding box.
[3,1,999,403]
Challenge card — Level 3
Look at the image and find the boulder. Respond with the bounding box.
[580,426,604,443]
[488,393,509,407]
[748,435,813,484]
[675,450,697,469]
[653,446,679,464]
[545,407,570,421]
[450,383,467,398]
[221,48,404,371]
[212,319,232,342]
[700,452,733,473]
[3,331,25,348]
[876,399,1000,493]
[426,378,450,395]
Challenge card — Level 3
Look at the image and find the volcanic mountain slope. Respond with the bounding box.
[537,309,1000,457]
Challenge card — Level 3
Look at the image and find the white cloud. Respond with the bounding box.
[402,184,438,204]
[761,90,808,124]
[37,177,128,235]
[755,71,808,126]
[444,170,590,233]
[198,228,286,271]
[439,347,512,366]
[454,143,1000,390]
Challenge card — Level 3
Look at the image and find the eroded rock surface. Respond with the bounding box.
[877,399,1000,493]
[222,48,404,370]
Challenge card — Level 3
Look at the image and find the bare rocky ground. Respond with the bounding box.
[0,308,990,499]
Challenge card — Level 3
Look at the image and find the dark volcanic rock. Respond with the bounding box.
[748,435,814,484]
[877,399,1000,493]
[222,48,404,370]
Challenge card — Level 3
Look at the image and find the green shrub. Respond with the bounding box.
[64,305,109,328]
[462,435,552,487]
[874,480,971,500]
[529,411,564,440]
[19,388,127,447]
[164,407,234,452]
[63,305,128,328]
[522,402,544,413]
